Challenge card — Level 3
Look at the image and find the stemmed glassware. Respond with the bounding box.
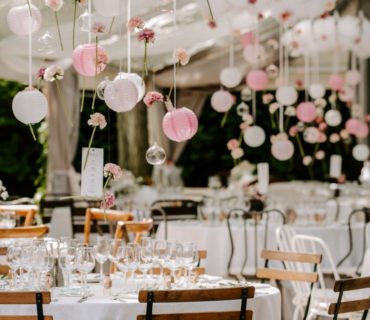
[165,242,182,286]
[75,247,95,297]
[93,238,110,281]
[181,242,198,287]
[138,242,153,281]
[153,240,167,277]
[6,242,22,289]
[34,245,55,290]
[108,239,122,270]
[58,246,77,292]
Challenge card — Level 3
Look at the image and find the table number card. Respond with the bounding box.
[257,162,269,194]
[81,147,104,198]
[329,155,342,178]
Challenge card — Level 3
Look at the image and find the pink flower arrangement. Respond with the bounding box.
[103,163,123,181]
[144,91,164,107]
[227,139,239,151]
[127,17,144,31]
[101,191,115,210]
[84,113,107,169]
[173,48,190,66]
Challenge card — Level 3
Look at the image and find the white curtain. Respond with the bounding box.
[46,68,80,195]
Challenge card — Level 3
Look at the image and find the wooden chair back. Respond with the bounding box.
[0,205,38,226]
[256,249,322,320]
[137,287,255,320]
[0,247,8,275]
[328,276,370,320]
[0,225,49,239]
[83,208,133,244]
[114,219,153,244]
[0,291,52,320]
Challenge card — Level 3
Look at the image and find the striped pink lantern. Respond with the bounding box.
[72,43,108,77]
[162,107,198,142]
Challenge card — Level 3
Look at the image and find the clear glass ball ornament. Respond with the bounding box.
[241,87,252,101]
[146,143,166,165]
[96,77,109,100]
[37,31,58,55]
[236,102,250,117]
[78,10,91,32]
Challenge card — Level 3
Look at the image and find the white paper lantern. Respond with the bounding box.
[93,0,121,17]
[7,4,42,36]
[271,140,295,161]
[353,144,370,162]
[309,83,326,99]
[325,109,342,127]
[345,70,361,86]
[210,90,234,113]
[219,67,242,88]
[303,127,320,144]
[12,90,48,124]
[243,126,265,148]
[104,79,138,112]
[115,72,145,102]
[276,86,298,106]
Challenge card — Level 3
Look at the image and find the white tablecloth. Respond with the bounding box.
[156,221,366,276]
[0,282,280,320]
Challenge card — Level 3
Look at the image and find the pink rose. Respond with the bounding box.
[227,139,239,151]
[101,192,115,210]
[143,91,164,107]
[104,163,123,181]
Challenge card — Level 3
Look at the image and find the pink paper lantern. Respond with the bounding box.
[239,31,255,48]
[211,90,234,112]
[355,122,369,138]
[7,4,42,36]
[162,107,198,142]
[296,102,317,123]
[271,140,295,161]
[328,74,345,91]
[246,70,268,91]
[72,43,108,77]
[345,118,361,135]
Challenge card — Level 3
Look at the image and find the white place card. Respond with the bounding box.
[257,162,269,194]
[329,155,342,178]
[81,147,104,198]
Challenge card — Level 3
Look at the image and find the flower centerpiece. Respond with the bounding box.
[0,180,9,201]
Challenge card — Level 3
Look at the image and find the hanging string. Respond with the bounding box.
[304,52,309,101]
[28,7,32,90]
[127,0,131,73]
[88,0,92,44]
[229,30,234,67]
[255,16,259,70]
[118,1,124,74]
[279,104,284,132]
[333,11,339,74]
[173,0,177,108]
[279,22,284,82]
[359,58,365,119]
[283,24,289,84]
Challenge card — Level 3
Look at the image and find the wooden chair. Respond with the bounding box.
[256,249,322,320]
[0,247,8,275]
[0,225,49,239]
[114,219,154,244]
[83,208,133,244]
[0,291,52,320]
[328,276,370,320]
[0,205,38,226]
[137,287,255,320]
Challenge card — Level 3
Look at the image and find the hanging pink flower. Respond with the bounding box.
[101,191,115,210]
[137,28,155,43]
[88,112,107,129]
[45,0,63,11]
[103,163,123,181]
[302,155,313,166]
[262,93,274,105]
[127,17,144,31]
[173,48,190,66]
[240,122,250,130]
[143,91,164,107]
[95,50,109,70]
[289,126,298,137]
[329,133,340,143]
[315,150,325,160]
[231,147,244,159]
[319,122,327,131]
[208,20,217,28]
[36,67,46,80]
[91,22,106,34]
[227,139,239,151]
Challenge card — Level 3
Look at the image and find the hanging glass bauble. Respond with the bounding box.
[115,72,145,102]
[104,78,138,112]
[78,10,91,32]
[37,31,58,55]
[146,143,166,165]
[236,102,249,117]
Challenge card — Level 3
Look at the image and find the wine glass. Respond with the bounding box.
[153,240,167,277]
[58,246,76,291]
[34,245,55,290]
[6,243,22,289]
[181,242,198,287]
[138,245,153,281]
[125,243,139,279]
[76,247,95,297]
[165,242,182,286]
[20,244,37,289]
[0,211,16,228]
[93,238,110,281]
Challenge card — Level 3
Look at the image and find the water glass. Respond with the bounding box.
[76,247,95,296]
[93,238,110,281]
